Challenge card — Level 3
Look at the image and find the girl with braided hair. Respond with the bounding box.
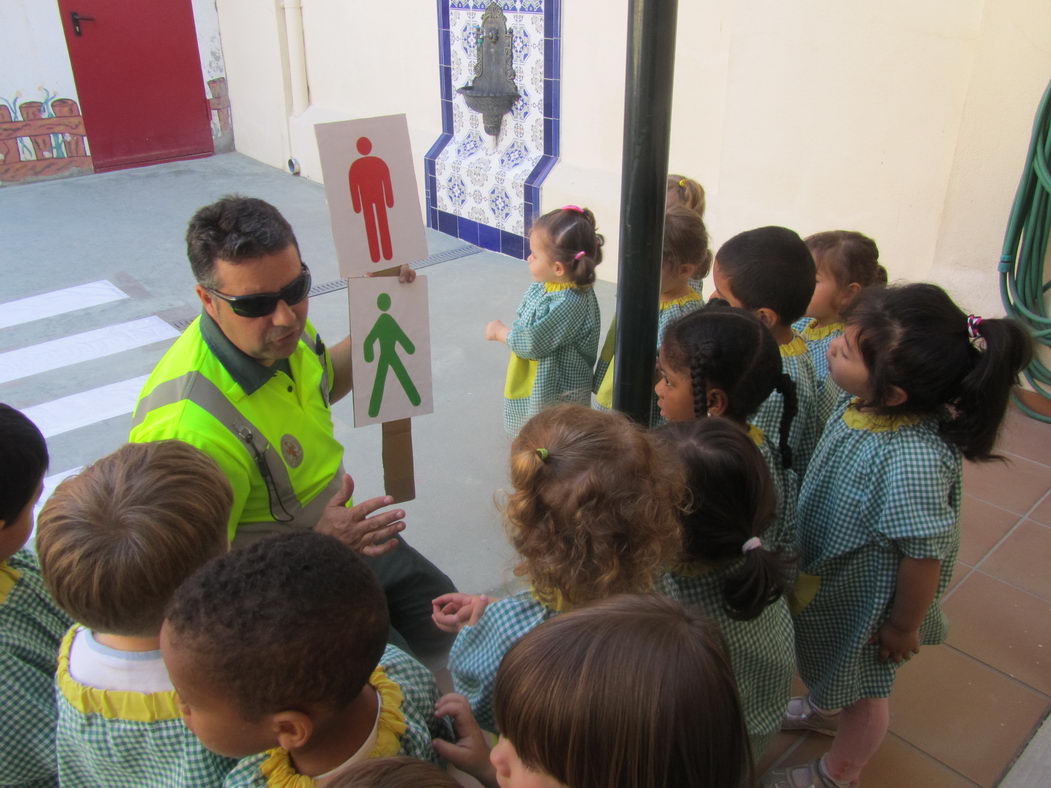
[656,304,800,552]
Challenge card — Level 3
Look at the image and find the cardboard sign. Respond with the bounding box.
[348,276,433,427]
[316,115,428,278]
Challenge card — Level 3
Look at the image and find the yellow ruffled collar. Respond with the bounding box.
[0,561,20,605]
[780,334,808,358]
[544,282,577,292]
[842,400,921,432]
[257,665,407,787]
[801,320,845,341]
[660,291,703,309]
[529,586,567,612]
[746,423,765,447]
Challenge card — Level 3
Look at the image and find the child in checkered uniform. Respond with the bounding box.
[485,206,602,435]
[655,417,797,762]
[792,231,887,428]
[161,532,448,787]
[593,204,711,423]
[0,405,73,787]
[35,441,238,787]
[766,284,1031,788]
[656,305,800,552]
[434,595,753,788]
[434,405,683,732]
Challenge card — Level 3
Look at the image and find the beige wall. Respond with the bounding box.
[217,0,1051,316]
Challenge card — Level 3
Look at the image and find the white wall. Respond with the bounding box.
[217,0,1051,316]
[1,1,78,115]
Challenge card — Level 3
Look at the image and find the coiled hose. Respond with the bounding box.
[1000,78,1051,422]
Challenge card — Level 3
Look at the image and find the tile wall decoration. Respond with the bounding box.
[425,0,561,259]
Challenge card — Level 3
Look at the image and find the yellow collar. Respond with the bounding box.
[842,400,922,432]
[258,665,407,787]
[801,320,845,341]
[543,282,577,292]
[0,561,21,605]
[660,291,702,309]
[747,423,765,447]
[529,586,567,612]
[780,334,808,358]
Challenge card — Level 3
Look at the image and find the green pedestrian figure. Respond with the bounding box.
[364,292,421,417]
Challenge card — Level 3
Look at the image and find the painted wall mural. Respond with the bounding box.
[425,0,562,260]
[0,88,93,184]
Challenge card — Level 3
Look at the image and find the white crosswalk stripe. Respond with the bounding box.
[22,375,150,439]
[0,280,129,330]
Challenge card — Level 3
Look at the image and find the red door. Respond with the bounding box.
[57,0,214,172]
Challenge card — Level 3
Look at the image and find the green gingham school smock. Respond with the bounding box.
[793,401,961,711]
[448,590,558,732]
[504,282,600,435]
[222,644,447,787]
[792,318,844,384]
[54,626,237,787]
[0,549,73,787]
[750,424,799,554]
[660,563,795,759]
[754,334,821,480]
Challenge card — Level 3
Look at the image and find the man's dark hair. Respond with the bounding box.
[716,226,816,325]
[186,196,299,287]
[164,532,390,719]
[0,404,48,525]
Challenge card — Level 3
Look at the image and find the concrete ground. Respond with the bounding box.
[0,151,616,599]
[2,153,1048,786]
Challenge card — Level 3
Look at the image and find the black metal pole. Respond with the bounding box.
[612,0,679,424]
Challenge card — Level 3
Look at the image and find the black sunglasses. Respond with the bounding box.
[208,263,312,318]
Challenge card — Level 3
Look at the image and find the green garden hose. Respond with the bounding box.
[1000,78,1051,422]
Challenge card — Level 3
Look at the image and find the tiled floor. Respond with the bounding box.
[761,404,1051,786]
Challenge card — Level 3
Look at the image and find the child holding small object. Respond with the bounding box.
[655,417,796,761]
[434,595,753,788]
[765,284,1031,788]
[35,440,237,787]
[486,206,602,435]
[161,532,447,787]
[438,405,683,732]
[593,204,711,420]
[0,404,73,788]
[656,305,799,551]
[712,226,821,477]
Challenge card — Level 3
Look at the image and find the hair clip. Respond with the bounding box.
[678,178,687,188]
[561,204,585,214]
[574,250,586,261]
[741,536,762,554]
[966,314,983,339]
[536,448,550,462]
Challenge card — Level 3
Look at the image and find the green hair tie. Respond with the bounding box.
[536,448,550,462]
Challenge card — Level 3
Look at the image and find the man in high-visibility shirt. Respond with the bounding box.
[130,196,455,660]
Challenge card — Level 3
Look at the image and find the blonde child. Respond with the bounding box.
[161,531,447,787]
[0,404,73,787]
[793,231,887,427]
[656,305,799,551]
[712,226,821,477]
[766,284,1031,788]
[35,440,237,787]
[434,595,753,787]
[666,173,710,293]
[655,418,796,761]
[593,204,711,421]
[435,405,682,731]
[486,206,602,435]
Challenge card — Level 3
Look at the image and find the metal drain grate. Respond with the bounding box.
[166,244,481,332]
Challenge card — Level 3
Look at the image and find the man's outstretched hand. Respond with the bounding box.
[314,473,405,556]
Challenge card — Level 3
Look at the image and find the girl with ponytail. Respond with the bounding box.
[655,417,796,761]
[656,304,800,551]
[767,283,1031,788]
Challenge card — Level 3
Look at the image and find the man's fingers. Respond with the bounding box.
[349,494,399,521]
[358,537,401,557]
[327,473,355,508]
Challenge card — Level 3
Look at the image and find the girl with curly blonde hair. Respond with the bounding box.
[433,404,683,732]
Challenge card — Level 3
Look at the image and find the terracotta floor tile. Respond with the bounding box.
[757,731,810,773]
[943,571,1051,694]
[962,455,1050,516]
[958,495,1020,564]
[864,734,978,787]
[1029,494,1051,526]
[979,520,1051,602]
[891,645,1049,786]
[945,561,972,595]
[997,406,1051,466]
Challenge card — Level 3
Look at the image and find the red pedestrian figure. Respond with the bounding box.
[348,136,395,263]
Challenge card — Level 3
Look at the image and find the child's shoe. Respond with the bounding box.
[781,695,839,735]
[761,758,858,788]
